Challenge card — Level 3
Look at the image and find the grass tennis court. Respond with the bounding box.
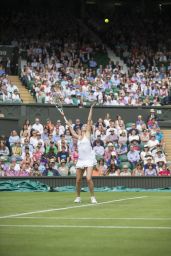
[0,192,171,256]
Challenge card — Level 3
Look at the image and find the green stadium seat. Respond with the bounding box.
[119,161,132,170]
[118,154,128,162]
[126,122,134,129]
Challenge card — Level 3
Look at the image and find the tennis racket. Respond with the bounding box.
[52,94,67,122]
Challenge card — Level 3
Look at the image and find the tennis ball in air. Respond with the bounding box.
[104,18,109,23]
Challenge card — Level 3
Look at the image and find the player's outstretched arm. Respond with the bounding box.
[86,103,96,136]
[61,112,79,139]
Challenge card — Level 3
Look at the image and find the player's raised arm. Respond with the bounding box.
[61,112,79,139]
[86,103,95,136]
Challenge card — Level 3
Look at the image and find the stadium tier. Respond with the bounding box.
[0,111,170,177]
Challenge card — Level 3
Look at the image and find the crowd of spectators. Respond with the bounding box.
[0,74,22,103]
[86,7,171,106]
[0,109,170,177]
[1,8,171,106]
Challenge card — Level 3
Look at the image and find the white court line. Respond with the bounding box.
[0,224,171,230]
[12,217,171,220]
[0,196,147,219]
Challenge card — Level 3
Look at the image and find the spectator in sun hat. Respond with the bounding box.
[105,128,118,144]
[120,164,131,176]
[104,142,116,162]
[154,149,167,165]
[147,133,159,150]
[140,145,152,163]
[58,159,69,176]
[147,109,158,121]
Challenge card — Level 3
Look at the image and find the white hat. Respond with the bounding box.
[109,128,115,132]
[108,143,114,147]
[147,157,152,161]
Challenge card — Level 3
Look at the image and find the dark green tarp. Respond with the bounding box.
[0,180,49,192]
[54,186,171,192]
[0,181,171,192]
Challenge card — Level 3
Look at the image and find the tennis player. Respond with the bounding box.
[61,104,97,204]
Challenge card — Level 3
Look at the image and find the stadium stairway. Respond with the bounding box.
[77,19,128,74]
[162,129,171,162]
[9,76,35,104]
[106,47,128,74]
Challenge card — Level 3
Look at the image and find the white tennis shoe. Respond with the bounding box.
[91,196,97,204]
[74,197,81,203]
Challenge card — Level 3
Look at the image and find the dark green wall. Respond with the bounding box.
[0,104,171,135]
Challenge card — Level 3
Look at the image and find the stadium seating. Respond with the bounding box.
[0,112,170,177]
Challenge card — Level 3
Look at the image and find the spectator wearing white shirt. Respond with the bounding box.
[154,150,166,165]
[56,120,65,135]
[147,134,159,150]
[30,130,39,148]
[12,90,22,102]
[32,118,44,134]
[93,141,105,159]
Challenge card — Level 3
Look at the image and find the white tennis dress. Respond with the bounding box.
[76,136,97,168]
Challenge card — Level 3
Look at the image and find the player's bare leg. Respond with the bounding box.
[86,166,97,203]
[74,168,84,203]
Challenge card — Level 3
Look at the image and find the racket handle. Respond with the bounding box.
[64,116,67,122]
